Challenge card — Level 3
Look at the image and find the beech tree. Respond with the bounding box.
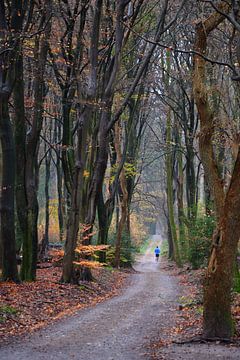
[192,1,240,339]
[0,0,28,281]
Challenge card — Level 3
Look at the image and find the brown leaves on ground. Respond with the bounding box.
[160,262,203,342]
[0,252,129,345]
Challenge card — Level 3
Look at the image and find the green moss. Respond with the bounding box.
[0,305,18,315]
[233,265,240,293]
[78,285,86,290]
[196,306,203,315]
[104,265,114,272]
[0,305,19,323]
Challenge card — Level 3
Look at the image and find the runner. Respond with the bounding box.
[154,246,160,262]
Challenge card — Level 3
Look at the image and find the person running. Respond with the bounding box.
[154,246,160,262]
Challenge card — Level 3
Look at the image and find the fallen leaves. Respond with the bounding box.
[0,253,129,344]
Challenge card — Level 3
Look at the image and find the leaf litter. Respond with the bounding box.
[0,250,130,345]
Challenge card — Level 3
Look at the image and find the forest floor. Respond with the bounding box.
[0,238,240,359]
[0,250,130,345]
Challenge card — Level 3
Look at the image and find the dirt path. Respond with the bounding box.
[0,236,240,359]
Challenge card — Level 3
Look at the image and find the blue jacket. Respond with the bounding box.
[154,247,160,255]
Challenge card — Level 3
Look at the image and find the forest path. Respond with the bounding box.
[0,235,176,360]
[1,235,240,359]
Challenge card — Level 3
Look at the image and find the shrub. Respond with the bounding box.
[188,213,215,269]
[106,230,135,267]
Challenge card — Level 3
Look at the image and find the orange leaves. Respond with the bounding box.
[48,245,111,269]
[75,244,110,256]
[74,245,110,268]
[49,249,64,263]
[73,260,105,268]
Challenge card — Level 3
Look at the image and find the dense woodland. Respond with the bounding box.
[1,0,240,341]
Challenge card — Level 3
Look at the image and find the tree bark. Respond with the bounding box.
[114,122,128,268]
[62,155,82,283]
[192,1,239,339]
[166,110,181,266]
[176,122,187,258]
[44,139,51,254]
[85,0,129,228]
[203,153,240,338]
[54,119,65,242]
[21,2,52,280]
[61,0,103,283]
[14,49,28,255]
[0,100,18,281]
[62,110,90,283]
[0,1,28,282]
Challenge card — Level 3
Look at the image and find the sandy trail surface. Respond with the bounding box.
[0,235,240,359]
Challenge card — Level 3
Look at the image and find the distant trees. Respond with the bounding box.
[128,0,240,340]
[60,0,185,282]
[148,0,240,340]
[0,0,187,283]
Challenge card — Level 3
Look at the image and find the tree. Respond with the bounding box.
[61,0,102,283]
[21,1,52,281]
[0,0,27,282]
[192,1,240,339]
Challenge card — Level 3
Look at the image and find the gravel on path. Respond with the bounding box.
[1,235,240,360]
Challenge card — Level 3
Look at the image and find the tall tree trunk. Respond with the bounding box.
[54,120,65,242]
[62,109,90,282]
[57,162,65,242]
[0,144,2,271]
[14,50,28,255]
[204,176,212,216]
[176,123,187,259]
[97,135,117,263]
[185,98,197,222]
[192,2,238,339]
[167,215,174,259]
[62,110,94,283]
[0,100,18,281]
[62,153,82,283]
[55,124,66,242]
[85,0,129,228]
[61,0,102,283]
[61,97,74,195]
[97,190,107,262]
[21,2,52,280]
[0,1,27,282]
[202,160,240,338]
[114,122,128,268]
[44,142,51,251]
[166,111,181,266]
